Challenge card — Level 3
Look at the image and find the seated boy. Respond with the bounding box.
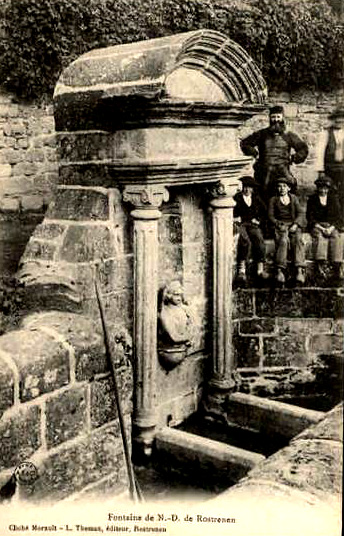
[268,176,306,285]
[234,175,268,283]
[306,175,343,286]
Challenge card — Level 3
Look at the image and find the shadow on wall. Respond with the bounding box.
[0,215,44,277]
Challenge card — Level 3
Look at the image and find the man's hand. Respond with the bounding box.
[251,218,260,226]
[289,223,298,233]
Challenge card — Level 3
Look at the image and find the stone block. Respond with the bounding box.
[90,368,133,429]
[245,439,342,499]
[12,162,37,176]
[60,224,115,262]
[27,149,45,163]
[97,255,133,294]
[276,318,332,335]
[46,188,109,221]
[21,312,107,382]
[155,427,265,485]
[0,196,19,212]
[22,239,56,261]
[263,335,308,367]
[45,384,89,448]
[0,164,11,178]
[0,405,41,470]
[226,392,323,441]
[0,354,15,415]
[33,222,66,240]
[30,421,128,502]
[239,318,276,335]
[309,334,343,355]
[0,329,70,402]
[294,403,343,443]
[233,290,255,318]
[234,335,260,368]
[2,149,24,165]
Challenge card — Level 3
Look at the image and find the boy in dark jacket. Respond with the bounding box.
[234,176,268,283]
[306,176,343,285]
[268,175,305,285]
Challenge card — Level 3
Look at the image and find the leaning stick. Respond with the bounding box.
[94,269,143,503]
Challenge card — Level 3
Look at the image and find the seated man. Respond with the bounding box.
[234,175,268,283]
[268,176,306,285]
[306,175,343,286]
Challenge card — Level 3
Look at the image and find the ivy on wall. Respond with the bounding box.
[0,0,343,101]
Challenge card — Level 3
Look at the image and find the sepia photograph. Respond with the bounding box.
[0,0,343,534]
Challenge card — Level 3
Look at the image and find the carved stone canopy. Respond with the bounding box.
[54,30,267,132]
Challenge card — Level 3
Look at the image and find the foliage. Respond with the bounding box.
[0,0,343,101]
[0,276,25,335]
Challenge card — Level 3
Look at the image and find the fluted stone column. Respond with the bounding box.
[123,184,169,459]
[208,179,238,397]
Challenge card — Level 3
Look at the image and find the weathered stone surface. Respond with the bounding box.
[45,385,89,448]
[233,290,255,318]
[30,421,128,502]
[33,222,66,240]
[239,318,276,334]
[22,239,56,261]
[156,427,265,485]
[21,195,44,211]
[309,334,343,354]
[17,260,82,313]
[60,224,115,262]
[90,368,133,428]
[46,188,109,221]
[0,355,15,415]
[263,335,309,367]
[0,329,70,402]
[243,439,342,499]
[0,405,41,470]
[234,335,260,368]
[255,288,344,318]
[156,354,207,401]
[294,403,343,443]
[21,312,107,381]
[276,318,332,334]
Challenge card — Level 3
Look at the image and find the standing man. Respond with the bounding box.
[240,105,309,201]
[314,105,344,200]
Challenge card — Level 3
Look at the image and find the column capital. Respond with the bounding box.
[207,179,238,208]
[123,184,169,215]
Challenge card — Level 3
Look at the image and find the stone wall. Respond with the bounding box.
[233,288,344,400]
[0,311,132,503]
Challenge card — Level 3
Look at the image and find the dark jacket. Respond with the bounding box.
[233,191,267,224]
[268,194,303,228]
[306,192,343,231]
[240,127,308,191]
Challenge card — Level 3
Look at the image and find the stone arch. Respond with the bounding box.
[167,30,267,103]
[55,30,267,110]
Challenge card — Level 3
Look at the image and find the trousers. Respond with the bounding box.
[311,227,343,263]
[274,224,305,269]
[237,223,266,262]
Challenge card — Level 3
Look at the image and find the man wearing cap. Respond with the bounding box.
[314,105,344,200]
[306,175,343,285]
[240,105,309,201]
[268,175,306,285]
[233,175,268,283]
